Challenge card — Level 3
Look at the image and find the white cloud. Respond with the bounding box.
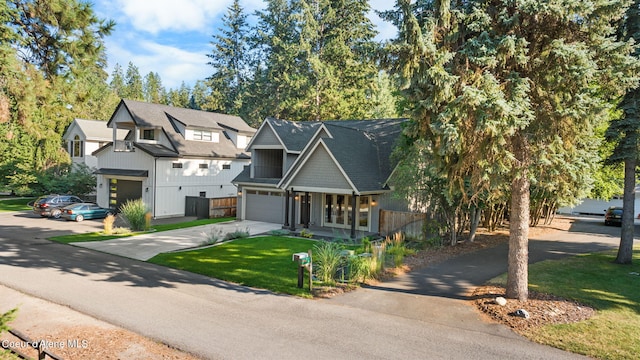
[369,0,397,41]
[116,0,233,34]
[106,37,210,89]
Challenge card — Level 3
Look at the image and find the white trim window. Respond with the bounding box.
[141,128,156,140]
[192,129,219,142]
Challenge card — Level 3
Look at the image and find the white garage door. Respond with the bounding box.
[245,191,285,223]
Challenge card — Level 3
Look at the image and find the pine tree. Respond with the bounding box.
[110,63,126,97]
[123,62,144,100]
[388,0,639,300]
[298,0,381,120]
[250,0,305,121]
[207,0,249,114]
[143,72,167,104]
[606,0,640,265]
[1,0,115,192]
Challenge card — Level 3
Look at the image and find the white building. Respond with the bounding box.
[94,99,255,218]
[62,118,127,169]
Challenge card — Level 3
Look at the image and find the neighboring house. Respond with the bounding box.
[94,99,255,218]
[62,118,127,169]
[232,117,409,238]
[557,186,640,216]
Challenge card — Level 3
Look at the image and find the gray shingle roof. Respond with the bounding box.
[265,117,322,152]
[256,118,406,193]
[67,118,128,141]
[111,99,255,159]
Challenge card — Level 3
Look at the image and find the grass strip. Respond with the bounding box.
[492,247,640,359]
[0,197,36,212]
[149,236,318,298]
[49,217,234,244]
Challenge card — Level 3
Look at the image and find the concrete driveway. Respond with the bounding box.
[73,220,282,260]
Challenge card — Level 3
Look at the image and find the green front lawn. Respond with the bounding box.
[0,197,36,212]
[149,236,318,298]
[493,248,640,360]
[49,217,234,244]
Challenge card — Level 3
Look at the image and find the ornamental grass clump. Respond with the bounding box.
[120,198,150,232]
[103,214,116,234]
[385,232,415,268]
[313,241,344,284]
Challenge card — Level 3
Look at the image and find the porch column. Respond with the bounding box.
[290,189,296,231]
[303,192,310,228]
[284,190,290,228]
[350,192,357,239]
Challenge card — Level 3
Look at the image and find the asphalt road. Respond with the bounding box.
[0,211,631,359]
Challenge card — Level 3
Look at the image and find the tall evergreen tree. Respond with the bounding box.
[207,0,249,114]
[299,0,381,120]
[8,0,114,78]
[123,62,144,100]
[606,0,640,265]
[167,82,192,108]
[143,71,167,104]
[1,0,115,192]
[109,63,126,97]
[387,0,638,300]
[250,0,305,122]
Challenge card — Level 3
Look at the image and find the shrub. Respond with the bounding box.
[313,241,344,284]
[111,227,131,235]
[348,254,373,283]
[119,199,150,231]
[103,214,116,235]
[385,232,416,268]
[202,226,250,246]
[224,226,250,241]
[300,229,314,238]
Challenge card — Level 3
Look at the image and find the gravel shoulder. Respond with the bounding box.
[0,286,200,360]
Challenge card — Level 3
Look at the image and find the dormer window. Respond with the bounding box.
[141,128,156,140]
[192,129,219,142]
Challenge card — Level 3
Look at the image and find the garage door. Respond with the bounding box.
[245,191,284,223]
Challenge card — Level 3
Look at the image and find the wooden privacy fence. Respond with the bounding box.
[185,196,237,219]
[379,210,427,239]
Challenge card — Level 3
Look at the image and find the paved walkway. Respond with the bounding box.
[73,220,282,260]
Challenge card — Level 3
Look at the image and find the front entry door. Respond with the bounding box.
[324,194,351,228]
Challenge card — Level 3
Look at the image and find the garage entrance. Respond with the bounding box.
[244,190,284,223]
[108,178,143,211]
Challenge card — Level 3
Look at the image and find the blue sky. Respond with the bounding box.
[92,0,397,90]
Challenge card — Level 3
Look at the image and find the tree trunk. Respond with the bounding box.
[506,135,530,301]
[616,156,636,264]
[468,206,481,242]
[449,210,457,246]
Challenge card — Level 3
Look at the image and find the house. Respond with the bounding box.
[94,99,256,218]
[557,186,640,217]
[62,118,127,169]
[232,117,410,238]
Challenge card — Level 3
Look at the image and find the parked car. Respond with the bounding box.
[604,206,623,226]
[61,203,115,222]
[32,194,84,218]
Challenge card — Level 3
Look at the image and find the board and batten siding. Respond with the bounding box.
[154,158,249,218]
[289,145,352,191]
[95,147,156,211]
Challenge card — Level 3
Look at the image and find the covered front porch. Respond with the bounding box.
[281,188,382,240]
